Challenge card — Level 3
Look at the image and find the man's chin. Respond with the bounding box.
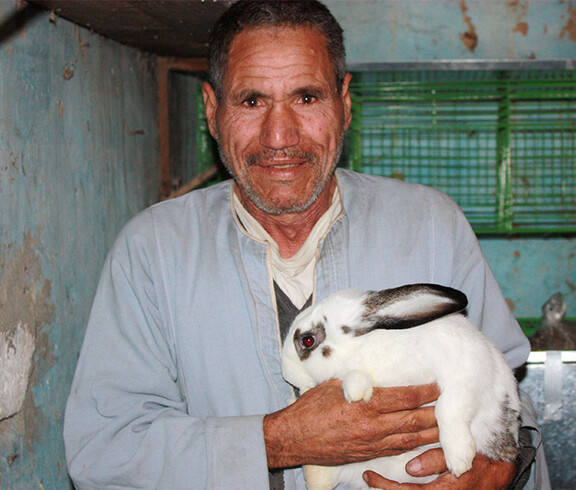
[234,169,335,216]
[253,199,315,216]
[249,190,321,215]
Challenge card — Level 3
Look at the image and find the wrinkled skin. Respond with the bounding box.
[363,450,515,489]
[264,380,441,469]
[203,26,352,258]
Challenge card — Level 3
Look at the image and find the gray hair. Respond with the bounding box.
[208,0,346,99]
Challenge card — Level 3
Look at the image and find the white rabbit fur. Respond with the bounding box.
[281,284,521,490]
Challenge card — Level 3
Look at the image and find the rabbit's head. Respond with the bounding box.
[281,283,468,390]
[542,292,567,323]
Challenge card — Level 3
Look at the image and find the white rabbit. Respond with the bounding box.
[281,283,521,490]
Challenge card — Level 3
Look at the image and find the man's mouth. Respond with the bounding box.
[246,151,316,169]
[266,161,305,169]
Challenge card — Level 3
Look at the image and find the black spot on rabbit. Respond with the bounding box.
[322,346,333,358]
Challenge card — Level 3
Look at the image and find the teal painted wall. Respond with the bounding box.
[325,0,576,62]
[0,1,158,487]
[482,238,575,319]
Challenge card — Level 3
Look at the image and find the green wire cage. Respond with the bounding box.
[191,62,576,334]
[346,64,576,235]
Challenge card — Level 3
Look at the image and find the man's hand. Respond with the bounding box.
[263,380,440,469]
[362,449,516,489]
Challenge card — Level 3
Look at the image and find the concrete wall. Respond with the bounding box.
[326,0,576,63]
[0,1,159,487]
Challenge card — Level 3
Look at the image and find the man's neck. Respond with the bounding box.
[235,178,337,259]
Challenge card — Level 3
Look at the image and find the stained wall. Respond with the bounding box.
[327,0,576,63]
[0,1,158,487]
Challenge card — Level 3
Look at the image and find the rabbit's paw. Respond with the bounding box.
[436,391,477,477]
[342,370,373,402]
[442,432,476,477]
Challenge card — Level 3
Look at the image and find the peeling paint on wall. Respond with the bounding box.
[459,0,478,51]
[506,0,530,54]
[326,0,576,62]
[0,234,55,487]
[0,234,55,439]
[560,0,576,41]
[0,324,35,421]
[514,22,529,35]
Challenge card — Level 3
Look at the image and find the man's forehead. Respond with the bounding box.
[223,26,337,94]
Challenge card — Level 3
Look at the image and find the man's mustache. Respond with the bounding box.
[245,150,317,166]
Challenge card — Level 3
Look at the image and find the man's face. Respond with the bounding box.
[203,26,352,215]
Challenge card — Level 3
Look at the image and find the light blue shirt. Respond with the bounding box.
[64,169,546,489]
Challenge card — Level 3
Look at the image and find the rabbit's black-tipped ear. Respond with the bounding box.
[362,283,468,331]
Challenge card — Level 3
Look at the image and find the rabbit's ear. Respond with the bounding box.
[362,283,468,331]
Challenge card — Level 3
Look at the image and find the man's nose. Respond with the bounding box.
[259,104,300,150]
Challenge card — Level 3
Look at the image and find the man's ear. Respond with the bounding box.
[202,81,219,140]
[341,73,353,131]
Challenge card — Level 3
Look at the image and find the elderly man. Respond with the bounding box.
[64,1,547,488]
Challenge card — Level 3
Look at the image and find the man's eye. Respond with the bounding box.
[300,94,316,104]
[243,97,259,108]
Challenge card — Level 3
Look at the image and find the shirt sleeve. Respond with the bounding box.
[63,221,271,489]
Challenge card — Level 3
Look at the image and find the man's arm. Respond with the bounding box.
[263,380,440,469]
[64,225,272,489]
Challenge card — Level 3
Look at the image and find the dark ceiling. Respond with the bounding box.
[31,0,232,58]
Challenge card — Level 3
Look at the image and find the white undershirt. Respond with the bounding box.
[232,184,344,309]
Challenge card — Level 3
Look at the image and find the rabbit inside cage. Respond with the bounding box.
[529,293,576,351]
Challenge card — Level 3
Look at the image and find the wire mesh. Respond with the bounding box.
[347,70,576,234]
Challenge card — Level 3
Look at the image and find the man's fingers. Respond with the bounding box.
[265,380,442,468]
[375,426,440,455]
[381,406,437,433]
[406,447,447,477]
[363,470,424,489]
[363,470,405,489]
[370,384,440,413]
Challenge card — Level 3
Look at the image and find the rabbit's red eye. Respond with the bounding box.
[301,335,315,348]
